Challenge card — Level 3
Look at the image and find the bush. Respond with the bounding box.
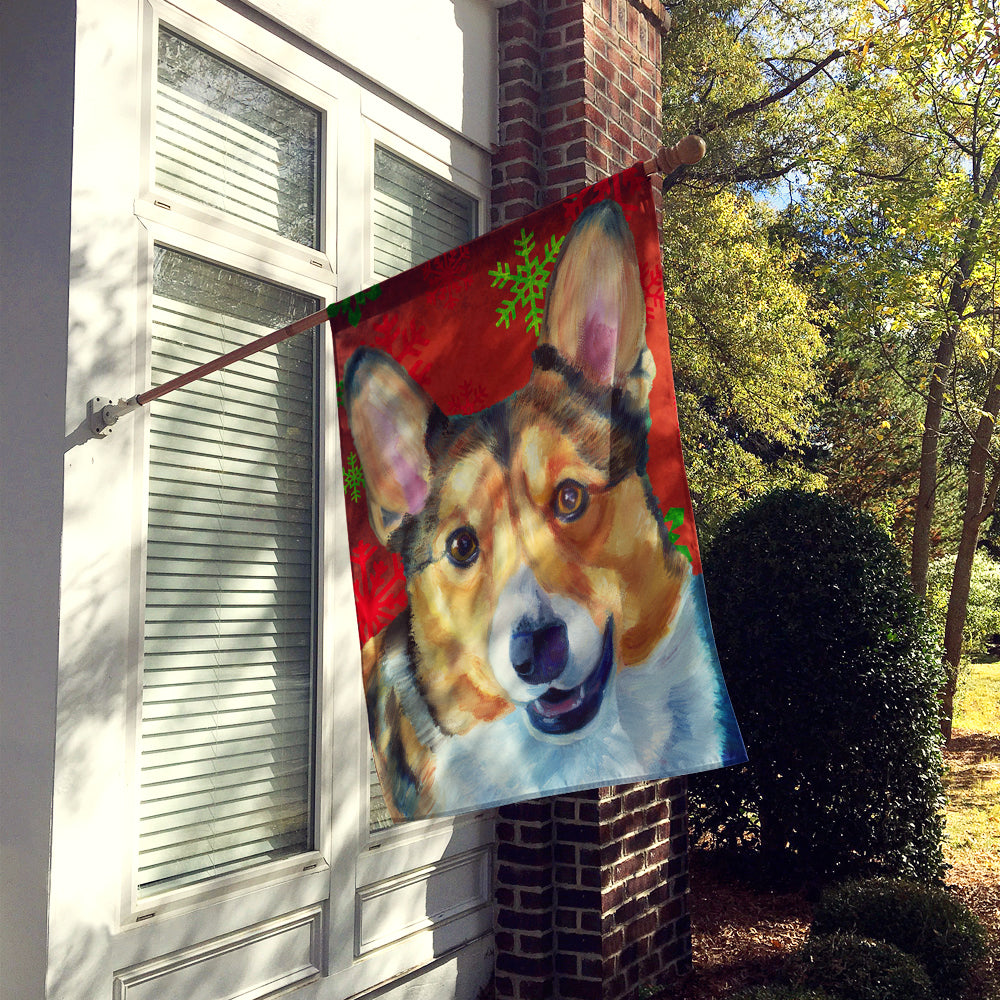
[732,987,837,1000]
[691,489,946,882]
[812,878,988,998]
[791,933,934,1000]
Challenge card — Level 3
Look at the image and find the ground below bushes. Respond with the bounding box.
[658,731,1000,1000]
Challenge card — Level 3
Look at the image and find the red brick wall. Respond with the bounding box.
[494,783,690,1000]
[491,3,692,997]
[492,0,668,225]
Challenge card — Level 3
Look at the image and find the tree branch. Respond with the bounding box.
[702,49,847,134]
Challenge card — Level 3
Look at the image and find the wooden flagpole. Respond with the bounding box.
[88,135,706,437]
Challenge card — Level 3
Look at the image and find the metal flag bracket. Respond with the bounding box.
[88,395,141,438]
[86,136,705,439]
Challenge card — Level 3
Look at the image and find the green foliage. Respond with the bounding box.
[692,489,947,882]
[791,934,934,1000]
[663,189,827,539]
[781,214,931,549]
[811,878,988,999]
[926,551,1000,659]
[795,0,1000,584]
[661,0,850,193]
[656,2,841,539]
[659,0,1000,743]
[732,987,837,1000]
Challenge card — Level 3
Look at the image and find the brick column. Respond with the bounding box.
[493,0,668,224]
[495,800,556,1000]
[491,3,692,998]
[551,784,691,998]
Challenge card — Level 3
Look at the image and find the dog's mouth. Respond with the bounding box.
[525,621,614,736]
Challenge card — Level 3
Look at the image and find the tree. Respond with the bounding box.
[659,1,844,536]
[660,0,1000,736]
[662,0,854,194]
[781,202,974,549]
[661,188,825,536]
[800,0,1000,736]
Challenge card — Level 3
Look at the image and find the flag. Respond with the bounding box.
[331,164,746,821]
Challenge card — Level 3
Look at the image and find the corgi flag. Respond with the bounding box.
[331,163,746,821]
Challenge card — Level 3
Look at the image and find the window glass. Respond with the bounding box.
[156,28,320,248]
[138,246,318,895]
[372,145,477,278]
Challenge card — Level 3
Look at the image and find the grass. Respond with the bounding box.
[943,659,1000,1000]
[956,659,1000,734]
[945,660,1000,867]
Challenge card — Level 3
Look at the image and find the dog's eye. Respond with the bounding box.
[446,526,479,567]
[553,480,589,522]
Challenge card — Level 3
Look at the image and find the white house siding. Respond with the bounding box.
[0,1,76,996]
[0,1,499,998]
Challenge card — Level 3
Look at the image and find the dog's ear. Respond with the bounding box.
[541,200,647,390]
[344,347,434,546]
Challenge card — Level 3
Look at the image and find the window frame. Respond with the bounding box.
[326,107,498,993]
[136,0,338,278]
[350,114,493,856]
[124,0,340,927]
[123,223,337,924]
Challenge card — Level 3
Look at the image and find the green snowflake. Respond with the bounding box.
[327,285,383,327]
[664,507,692,563]
[343,452,366,503]
[489,230,565,339]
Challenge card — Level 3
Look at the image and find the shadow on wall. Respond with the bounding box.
[45,193,154,996]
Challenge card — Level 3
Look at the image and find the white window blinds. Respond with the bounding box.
[372,146,477,280]
[367,148,477,832]
[156,28,320,248]
[139,25,322,897]
[139,248,319,895]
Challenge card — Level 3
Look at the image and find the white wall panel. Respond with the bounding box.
[113,906,323,1000]
[356,849,490,955]
[242,0,498,152]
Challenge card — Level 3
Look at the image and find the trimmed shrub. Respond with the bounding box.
[732,987,837,1000]
[812,878,988,998]
[691,489,946,882]
[792,933,934,1000]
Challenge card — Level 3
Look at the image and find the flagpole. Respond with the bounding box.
[87,305,333,437]
[88,135,706,437]
[642,134,706,177]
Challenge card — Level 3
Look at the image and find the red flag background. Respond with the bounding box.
[331,164,699,647]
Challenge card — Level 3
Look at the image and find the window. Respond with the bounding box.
[55,0,498,993]
[139,248,318,895]
[372,145,477,279]
[155,28,320,247]
[116,7,493,992]
[136,26,323,898]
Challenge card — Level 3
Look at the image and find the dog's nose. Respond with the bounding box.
[511,621,568,684]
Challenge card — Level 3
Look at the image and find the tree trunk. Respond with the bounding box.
[910,329,956,598]
[910,160,1000,597]
[941,378,1000,741]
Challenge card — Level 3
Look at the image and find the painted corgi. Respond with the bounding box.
[344,199,730,820]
